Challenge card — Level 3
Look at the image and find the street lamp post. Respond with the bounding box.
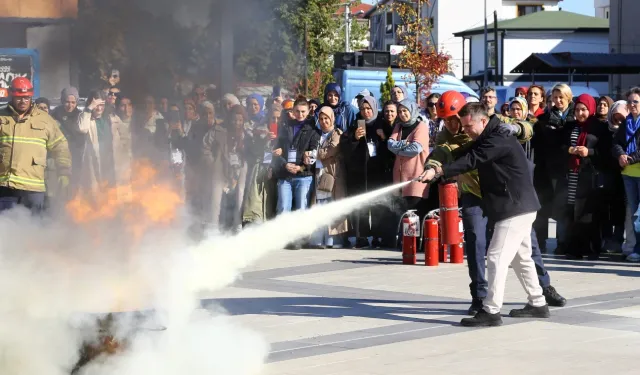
[483,0,489,87]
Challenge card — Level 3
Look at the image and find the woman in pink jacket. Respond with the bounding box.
[388,99,430,219]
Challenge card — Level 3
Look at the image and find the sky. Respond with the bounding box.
[361,0,596,17]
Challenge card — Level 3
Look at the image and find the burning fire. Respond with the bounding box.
[66,161,184,241]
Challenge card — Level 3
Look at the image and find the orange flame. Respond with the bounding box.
[66,161,184,241]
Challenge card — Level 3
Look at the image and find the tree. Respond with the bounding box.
[380,67,395,103]
[383,0,451,102]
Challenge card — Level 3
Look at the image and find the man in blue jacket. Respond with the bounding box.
[316,83,358,132]
[422,103,549,327]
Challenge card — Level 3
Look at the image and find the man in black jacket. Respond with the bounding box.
[421,103,549,327]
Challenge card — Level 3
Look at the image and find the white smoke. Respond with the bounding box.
[0,181,409,375]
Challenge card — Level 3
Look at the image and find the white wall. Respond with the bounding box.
[26,25,71,100]
[500,0,559,17]
[610,0,640,97]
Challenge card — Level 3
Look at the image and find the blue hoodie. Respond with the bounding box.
[316,83,358,132]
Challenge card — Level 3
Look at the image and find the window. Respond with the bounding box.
[385,12,393,34]
[517,5,543,17]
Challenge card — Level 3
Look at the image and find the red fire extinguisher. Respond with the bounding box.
[423,214,439,267]
[400,210,420,265]
[450,216,465,264]
[438,182,463,263]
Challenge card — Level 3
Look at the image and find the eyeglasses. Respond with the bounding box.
[15,97,31,102]
[482,95,496,100]
[628,100,640,105]
[111,74,119,79]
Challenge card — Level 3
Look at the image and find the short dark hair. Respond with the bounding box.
[625,87,640,98]
[293,97,310,108]
[426,93,441,102]
[383,100,397,108]
[458,102,489,120]
[35,97,50,108]
[480,86,495,97]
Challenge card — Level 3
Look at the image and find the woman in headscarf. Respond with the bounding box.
[221,93,241,122]
[317,83,357,132]
[52,87,84,184]
[221,104,249,232]
[555,94,602,260]
[241,103,280,226]
[388,99,430,225]
[341,95,393,248]
[391,85,409,103]
[593,96,625,253]
[245,93,266,128]
[309,106,348,249]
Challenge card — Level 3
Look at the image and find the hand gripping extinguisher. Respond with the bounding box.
[397,210,420,264]
[438,182,464,264]
[422,209,440,266]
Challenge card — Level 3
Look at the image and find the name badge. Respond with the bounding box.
[229,153,240,167]
[287,149,297,163]
[367,141,377,157]
[263,152,273,164]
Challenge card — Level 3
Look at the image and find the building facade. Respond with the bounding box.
[609,0,640,97]
[0,0,78,100]
[366,0,560,78]
[454,11,609,94]
[595,0,611,19]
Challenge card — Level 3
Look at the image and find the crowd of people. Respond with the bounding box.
[2,76,640,262]
[6,73,640,325]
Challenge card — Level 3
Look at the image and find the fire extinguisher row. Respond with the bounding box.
[398,182,465,267]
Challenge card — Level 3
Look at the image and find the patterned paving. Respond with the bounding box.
[204,248,640,375]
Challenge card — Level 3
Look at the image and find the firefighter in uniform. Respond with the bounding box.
[0,77,71,213]
[423,90,566,315]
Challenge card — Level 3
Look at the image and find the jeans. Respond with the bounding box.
[460,194,489,300]
[483,212,546,314]
[0,187,46,214]
[622,175,640,253]
[277,176,313,214]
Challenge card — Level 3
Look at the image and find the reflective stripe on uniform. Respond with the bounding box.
[0,173,46,187]
[48,135,66,149]
[0,136,47,147]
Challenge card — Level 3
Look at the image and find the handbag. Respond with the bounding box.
[317,172,335,193]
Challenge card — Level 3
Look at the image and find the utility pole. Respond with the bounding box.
[304,21,309,96]
[483,0,488,87]
[493,10,499,86]
[345,2,351,52]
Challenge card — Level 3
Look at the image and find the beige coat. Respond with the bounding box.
[76,111,129,196]
[315,128,348,235]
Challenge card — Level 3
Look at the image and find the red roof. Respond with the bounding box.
[336,3,374,19]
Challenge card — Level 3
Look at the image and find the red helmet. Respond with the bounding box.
[436,90,465,118]
[10,77,34,97]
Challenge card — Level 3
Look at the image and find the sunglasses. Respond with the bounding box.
[427,102,437,108]
[111,74,119,79]
[628,100,640,105]
[108,92,119,96]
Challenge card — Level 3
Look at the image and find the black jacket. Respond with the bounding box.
[534,102,576,180]
[442,116,541,222]
[272,118,320,179]
[341,114,393,194]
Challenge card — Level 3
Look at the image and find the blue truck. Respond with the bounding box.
[332,66,477,106]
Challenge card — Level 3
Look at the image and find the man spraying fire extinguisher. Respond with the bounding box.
[422,95,565,326]
[0,77,71,213]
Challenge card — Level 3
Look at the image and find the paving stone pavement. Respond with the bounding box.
[204,248,640,375]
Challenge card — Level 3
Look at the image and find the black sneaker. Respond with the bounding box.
[467,298,484,316]
[509,304,550,318]
[460,309,503,327]
[543,285,567,307]
[371,238,382,249]
[353,238,370,249]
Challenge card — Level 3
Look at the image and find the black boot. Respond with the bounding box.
[543,285,567,307]
[509,304,550,318]
[460,309,503,327]
[467,298,484,316]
